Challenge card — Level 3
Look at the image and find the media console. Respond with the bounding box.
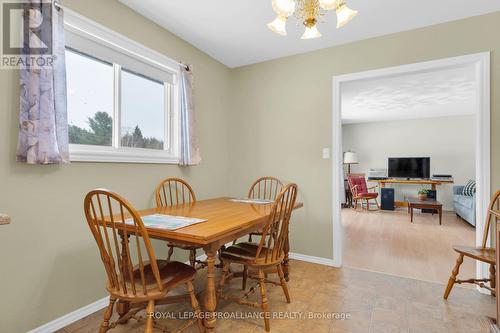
[370,178,454,207]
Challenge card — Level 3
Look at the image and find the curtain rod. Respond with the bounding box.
[52,0,189,71]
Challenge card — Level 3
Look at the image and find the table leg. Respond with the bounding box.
[410,206,413,223]
[204,248,217,333]
[283,234,290,282]
[439,207,442,225]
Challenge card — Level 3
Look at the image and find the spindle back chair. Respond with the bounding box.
[245,177,284,243]
[85,189,162,299]
[443,189,500,299]
[248,176,284,201]
[84,189,203,333]
[218,183,298,332]
[155,178,203,268]
[155,177,196,207]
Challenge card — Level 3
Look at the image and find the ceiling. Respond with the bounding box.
[119,0,500,68]
[341,65,476,124]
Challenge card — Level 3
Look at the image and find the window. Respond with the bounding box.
[67,49,114,147]
[120,69,166,150]
[65,11,179,163]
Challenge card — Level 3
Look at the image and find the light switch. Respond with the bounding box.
[322,148,330,159]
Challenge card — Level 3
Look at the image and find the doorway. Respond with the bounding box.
[331,53,490,284]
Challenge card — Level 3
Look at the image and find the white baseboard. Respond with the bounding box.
[27,251,333,333]
[27,296,109,333]
[288,252,335,266]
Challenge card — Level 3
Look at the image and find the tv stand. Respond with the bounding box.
[371,178,454,207]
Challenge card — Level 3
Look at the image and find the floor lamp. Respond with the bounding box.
[343,151,359,175]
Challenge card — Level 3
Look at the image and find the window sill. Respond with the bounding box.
[69,144,179,164]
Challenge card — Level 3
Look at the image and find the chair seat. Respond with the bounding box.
[355,192,378,199]
[453,246,496,265]
[221,242,284,266]
[109,260,196,298]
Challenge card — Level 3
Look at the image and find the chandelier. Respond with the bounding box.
[268,0,358,39]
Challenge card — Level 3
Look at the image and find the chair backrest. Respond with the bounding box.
[255,183,298,265]
[347,173,367,197]
[248,176,284,201]
[155,177,196,207]
[482,189,500,248]
[84,189,163,296]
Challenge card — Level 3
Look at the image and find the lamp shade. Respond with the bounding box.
[343,151,358,164]
[336,3,358,28]
[319,0,337,10]
[301,24,322,39]
[272,0,296,17]
[268,15,288,36]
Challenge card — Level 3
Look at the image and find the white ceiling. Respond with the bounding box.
[341,65,476,124]
[119,0,500,68]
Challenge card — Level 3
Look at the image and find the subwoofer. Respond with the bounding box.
[381,188,395,211]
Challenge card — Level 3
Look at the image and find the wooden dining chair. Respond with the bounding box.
[84,189,203,333]
[231,177,285,287]
[155,177,205,269]
[347,173,379,211]
[218,183,298,332]
[443,189,500,299]
[246,177,284,242]
[248,176,284,201]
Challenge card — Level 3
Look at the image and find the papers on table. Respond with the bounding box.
[229,198,273,205]
[125,214,207,230]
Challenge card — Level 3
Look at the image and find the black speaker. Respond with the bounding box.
[381,188,395,211]
[422,190,437,213]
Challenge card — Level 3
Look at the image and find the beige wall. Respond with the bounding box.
[1,1,499,331]
[342,115,476,210]
[0,1,232,332]
[229,12,500,260]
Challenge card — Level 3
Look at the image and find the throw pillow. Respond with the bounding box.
[462,180,476,196]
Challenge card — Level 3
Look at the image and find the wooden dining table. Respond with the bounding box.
[113,197,303,333]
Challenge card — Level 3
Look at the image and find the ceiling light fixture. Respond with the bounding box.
[267,0,357,39]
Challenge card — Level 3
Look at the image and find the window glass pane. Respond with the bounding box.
[66,48,114,146]
[120,69,165,150]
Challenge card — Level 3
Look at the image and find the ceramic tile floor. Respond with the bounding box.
[60,260,495,333]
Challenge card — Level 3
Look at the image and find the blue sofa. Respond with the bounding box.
[453,185,476,227]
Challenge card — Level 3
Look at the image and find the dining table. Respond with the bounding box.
[113,197,303,333]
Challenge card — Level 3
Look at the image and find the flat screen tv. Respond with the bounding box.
[388,157,430,179]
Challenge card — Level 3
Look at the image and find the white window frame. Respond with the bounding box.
[65,9,180,164]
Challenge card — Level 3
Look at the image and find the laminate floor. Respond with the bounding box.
[342,207,477,285]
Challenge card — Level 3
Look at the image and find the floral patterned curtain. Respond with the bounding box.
[16,1,69,164]
[179,65,201,166]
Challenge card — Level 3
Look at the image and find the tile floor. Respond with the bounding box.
[60,260,495,333]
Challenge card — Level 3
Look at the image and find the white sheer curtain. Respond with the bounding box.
[179,65,201,166]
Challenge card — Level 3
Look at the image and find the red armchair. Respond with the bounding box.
[347,174,379,211]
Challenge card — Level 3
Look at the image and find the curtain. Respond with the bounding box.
[179,65,201,166]
[16,1,69,164]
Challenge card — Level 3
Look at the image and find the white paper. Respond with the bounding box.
[125,214,207,230]
[229,198,273,205]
